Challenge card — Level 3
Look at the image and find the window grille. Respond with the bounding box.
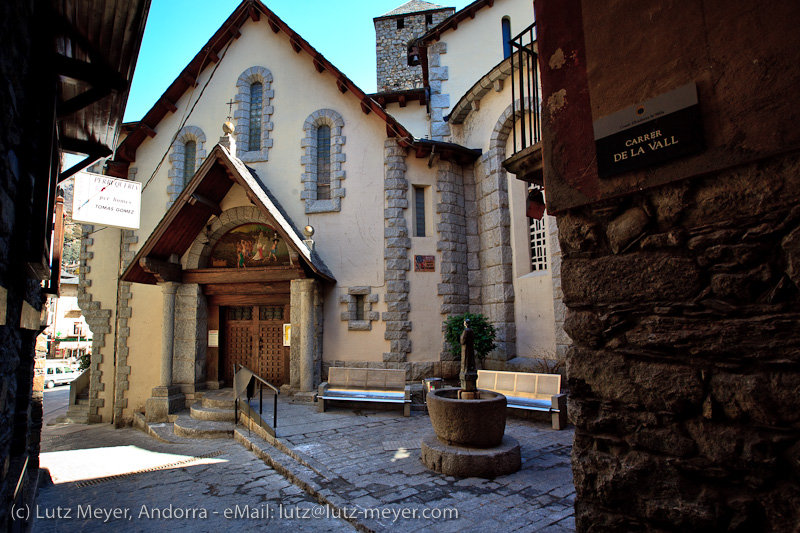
[529,185,548,271]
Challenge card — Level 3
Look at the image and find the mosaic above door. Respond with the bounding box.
[209,223,289,268]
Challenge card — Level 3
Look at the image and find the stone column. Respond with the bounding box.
[160,282,177,386]
[300,283,314,392]
[290,278,320,401]
[145,282,185,422]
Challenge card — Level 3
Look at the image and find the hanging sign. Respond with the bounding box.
[594,83,704,178]
[72,171,141,230]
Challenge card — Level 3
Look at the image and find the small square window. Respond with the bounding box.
[397,18,405,29]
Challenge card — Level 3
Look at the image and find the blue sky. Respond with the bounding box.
[123,0,473,122]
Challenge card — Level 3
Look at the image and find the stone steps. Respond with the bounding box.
[173,414,235,439]
[190,402,236,422]
[200,389,235,410]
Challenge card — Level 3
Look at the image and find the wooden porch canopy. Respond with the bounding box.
[121,143,335,286]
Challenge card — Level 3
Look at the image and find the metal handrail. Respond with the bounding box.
[233,364,279,432]
[509,21,541,155]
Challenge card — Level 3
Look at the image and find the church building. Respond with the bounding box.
[78,0,559,424]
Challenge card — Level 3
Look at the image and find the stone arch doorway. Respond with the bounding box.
[181,206,320,391]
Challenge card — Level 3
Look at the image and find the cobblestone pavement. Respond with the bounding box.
[34,395,575,532]
[268,400,576,532]
[34,423,354,532]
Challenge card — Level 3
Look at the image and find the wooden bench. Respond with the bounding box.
[318,367,411,417]
[477,370,568,430]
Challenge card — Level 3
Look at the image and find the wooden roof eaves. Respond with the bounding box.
[418,0,495,43]
[122,144,337,285]
[111,0,418,173]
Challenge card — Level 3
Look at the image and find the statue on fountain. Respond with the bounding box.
[459,319,479,398]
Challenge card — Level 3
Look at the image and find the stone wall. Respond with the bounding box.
[375,9,452,92]
[383,139,413,363]
[561,152,800,531]
[0,1,48,527]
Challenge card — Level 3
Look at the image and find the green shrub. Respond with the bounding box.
[443,313,497,363]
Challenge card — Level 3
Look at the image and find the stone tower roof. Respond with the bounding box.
[378,0,449,19]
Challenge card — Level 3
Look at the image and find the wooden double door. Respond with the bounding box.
[222,304,289,387]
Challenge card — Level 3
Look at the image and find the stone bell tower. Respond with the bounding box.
[374,0,454,92]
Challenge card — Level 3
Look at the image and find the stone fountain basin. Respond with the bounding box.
[426,388,507,448]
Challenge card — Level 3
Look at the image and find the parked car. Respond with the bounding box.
[44,360,80,389]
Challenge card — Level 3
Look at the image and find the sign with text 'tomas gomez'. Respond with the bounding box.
[72,171,141,230]
[593,83,704,179]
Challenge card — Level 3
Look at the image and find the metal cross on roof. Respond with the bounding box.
[225,98,236,121]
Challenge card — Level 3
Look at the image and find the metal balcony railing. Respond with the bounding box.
[509,22,541,155]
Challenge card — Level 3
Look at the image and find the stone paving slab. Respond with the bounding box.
[33,423,355,533]
[35,395,575,532]
[246,396,576,532]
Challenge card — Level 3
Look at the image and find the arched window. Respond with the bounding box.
[183,140,196,182]
[502,17,512,59]
[301,110,346,213]
[168,126,206,208]
[248,82,263,151]
[234,66,274,162]
[316,125,331,200]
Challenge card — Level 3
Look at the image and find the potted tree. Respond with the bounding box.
[443,313,497,366]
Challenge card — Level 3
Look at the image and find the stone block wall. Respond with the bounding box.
[562,152,800,531]
[375,9,452,92]
[383,139,412,362]
[0,1,49,527]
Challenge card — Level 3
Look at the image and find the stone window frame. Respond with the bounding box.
[234,66,274,163]
[339,286,379,331]
[301,109,346,213]
[168,126,206,207]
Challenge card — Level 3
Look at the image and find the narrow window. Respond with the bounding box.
[426,14,433,25]
[317,125,331,200]
[183,140,196,182]
[397,18,405,29]
[414,186,426,237]
[249,82,263,151]
[502,17,512,59]
[354,295,365,320]
[529,186,548,271]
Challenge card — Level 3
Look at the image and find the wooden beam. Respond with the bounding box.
[180,72,198,88]
[226,25,241,39]
[140,257,182,283]
[183,266,306,285]
[290,36,302,53]
[140,123,157,138]
[203,281,291,296]
[188,193,222,216]
[159,96,177,113]
[361,101,372,115]
[398,95,406,108]
[208,294,290,307]
[267,17,280,33]
[313,57,325,73]
[248,7,260,21]
[204,47,220,63]
[336,79,348,94]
